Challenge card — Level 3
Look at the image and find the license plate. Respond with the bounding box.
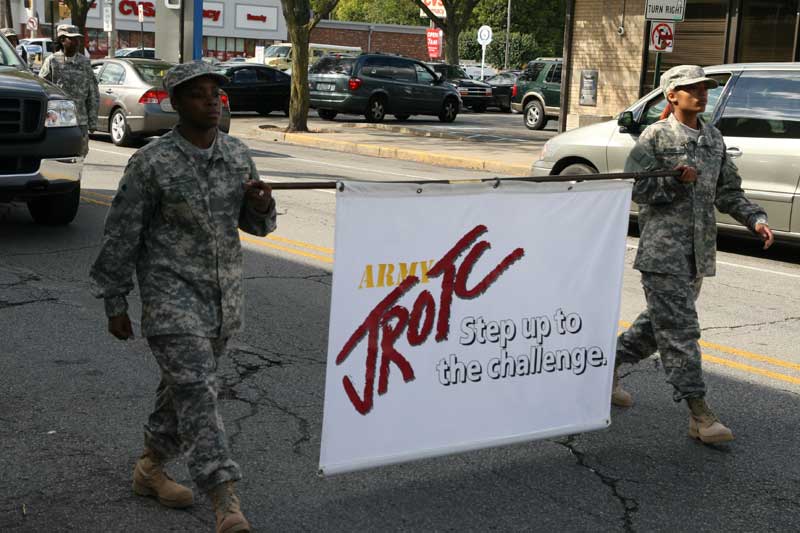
[316,83,335,91]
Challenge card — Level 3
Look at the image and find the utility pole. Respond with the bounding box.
[504,0,511,70]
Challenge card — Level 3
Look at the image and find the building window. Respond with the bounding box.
[737,0,798,62]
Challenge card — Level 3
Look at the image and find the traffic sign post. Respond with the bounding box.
[138,4,144,53]
[649,20,674,87]
[477,25,492,80]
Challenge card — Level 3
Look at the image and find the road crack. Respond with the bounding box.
[555,435,639,533]
[701,316,800,332]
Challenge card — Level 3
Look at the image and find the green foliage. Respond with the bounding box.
[458,30,551,69]
[332,0,425,26]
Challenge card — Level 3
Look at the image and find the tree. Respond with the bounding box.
[411,0,484,65]
[332,0,424,26]
[281,0,341,132]
[63,0,93,44]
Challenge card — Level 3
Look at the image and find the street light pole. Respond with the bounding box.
[504,0,511,70]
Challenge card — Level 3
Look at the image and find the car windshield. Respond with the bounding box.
[265,45,290,58]
[310,56,355,75]
[0,36,25,67]
[134,63,172,85]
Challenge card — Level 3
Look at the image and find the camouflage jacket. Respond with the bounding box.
[90,128,277,338]
[39,51,99,129]
[626,114,767,277]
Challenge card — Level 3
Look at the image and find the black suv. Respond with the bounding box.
[309,54,461,123]
[511,58,562,130]
[0,34,84,225]
[427,63,493,112]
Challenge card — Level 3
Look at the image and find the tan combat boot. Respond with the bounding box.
[687,398,734,444]
[210,481,251,533]
[611,367,633,408]
[132,448,194,508]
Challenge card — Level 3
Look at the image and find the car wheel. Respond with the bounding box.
[110,109,136,146]
[394,114,410,121]
[365,96,386,123]
[27,185,80,226]
[500,102,512,113]
[438,98,458,123]
[558,163,598,177]
[318,109,338,120]
[524,100,546,130]
[471,103,487,113]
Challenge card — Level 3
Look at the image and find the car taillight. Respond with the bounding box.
[220,93,229,109]
[512,84,518,98]
[348,78,362,91]
[138,89,169,104]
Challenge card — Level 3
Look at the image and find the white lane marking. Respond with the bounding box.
[90,147,133,157]
[276,155,440,180]
[625,243,800,279]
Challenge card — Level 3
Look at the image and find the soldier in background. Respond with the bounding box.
[1,28,28,64]
[613,65,774,444]
[90,62,276,533]
[39,24,98,157]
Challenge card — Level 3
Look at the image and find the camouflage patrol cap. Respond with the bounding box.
[56,24,83,38]
[163,61,229,98]
[1,28,17,38]
[660,65,718,96]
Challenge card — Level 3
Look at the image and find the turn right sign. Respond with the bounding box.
[645,0,686,22]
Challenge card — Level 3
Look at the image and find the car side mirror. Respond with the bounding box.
[617,111,640,133]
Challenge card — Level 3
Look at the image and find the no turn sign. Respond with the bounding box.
[26,17,38,31]
[649,21,674,53]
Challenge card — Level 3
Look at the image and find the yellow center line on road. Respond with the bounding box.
[702,354,800,386]
[239,234,333,263]
[82,190,115,200]
[619,320,800,385]
[80,193,334,259]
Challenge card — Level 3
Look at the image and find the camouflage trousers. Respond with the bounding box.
[616,272,706,402]
[144,335,242,493]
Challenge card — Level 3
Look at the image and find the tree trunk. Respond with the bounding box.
[287,26,311,132]
[444,20,460,64]
[65,0,91,53]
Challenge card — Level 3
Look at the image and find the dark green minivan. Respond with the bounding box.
[309,54,461,123]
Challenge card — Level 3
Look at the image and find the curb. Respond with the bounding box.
[248,126,532,176]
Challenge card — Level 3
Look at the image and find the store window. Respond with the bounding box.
[737,0,798,62]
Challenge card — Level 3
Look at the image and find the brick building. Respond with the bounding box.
[312,20,429,61]
[560,0,800,130]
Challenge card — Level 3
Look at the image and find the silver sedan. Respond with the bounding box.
[91,58,231,146]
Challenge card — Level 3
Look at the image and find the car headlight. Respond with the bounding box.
[541,139,555,161]
[45,99,78,128]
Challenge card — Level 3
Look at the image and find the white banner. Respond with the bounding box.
[319,180,632,476]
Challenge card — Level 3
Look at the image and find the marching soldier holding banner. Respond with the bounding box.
[613,65,774,444]
[90,62,276,533]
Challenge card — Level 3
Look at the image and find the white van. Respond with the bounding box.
[262,43,362,71]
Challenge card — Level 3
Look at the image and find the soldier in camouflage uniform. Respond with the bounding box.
[90,62,276,533]
[39,25,98,157]
[613,65,774,444]
[1,28,27,64]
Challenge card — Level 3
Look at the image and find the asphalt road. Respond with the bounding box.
[1,130,798,532]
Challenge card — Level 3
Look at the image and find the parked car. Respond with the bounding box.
[115,47,157,59]
[511,58,562,130]
[215,63,290,116]
[531,62,800,241]
[91,58,231,146]
[486,70,521,112]
[309,54,461,123]
[427,63,493,112]
[461,64,498,80]
[263,43,362,71]
[0,33,84,225]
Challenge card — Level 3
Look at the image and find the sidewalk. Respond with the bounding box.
[231,117,546,176]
